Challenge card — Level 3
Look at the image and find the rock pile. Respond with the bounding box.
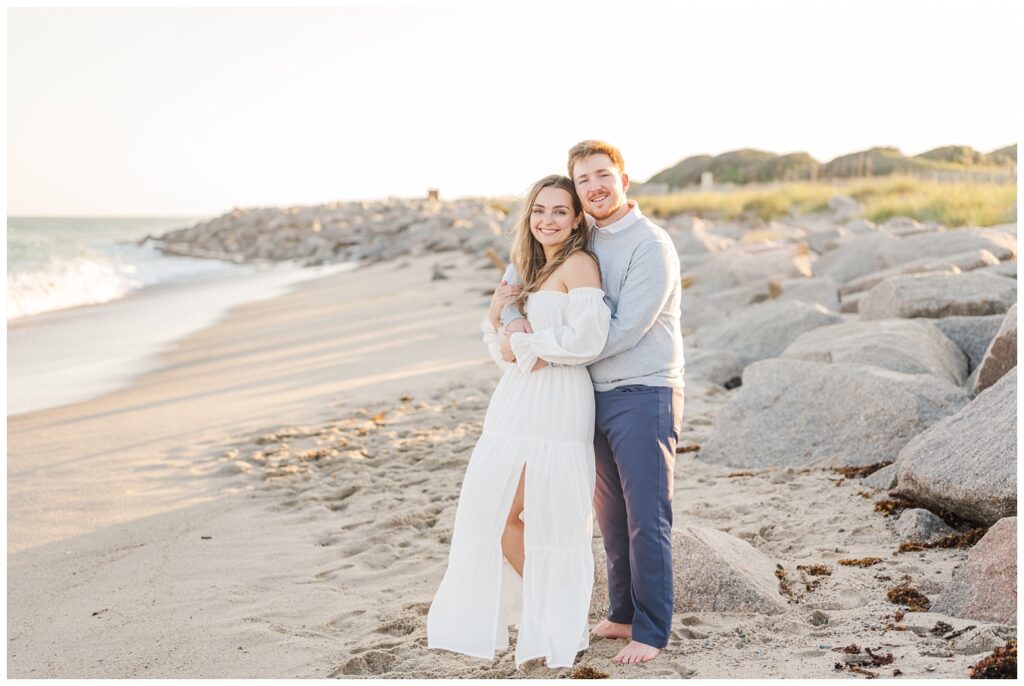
[149,197,518,266]
[672,212,1016,511]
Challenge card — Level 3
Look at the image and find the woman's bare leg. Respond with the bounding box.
[501,465,526,576]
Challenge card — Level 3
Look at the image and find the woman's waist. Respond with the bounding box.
[502,363,592,379]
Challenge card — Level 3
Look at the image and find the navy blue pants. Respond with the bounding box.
[593,384,683,649]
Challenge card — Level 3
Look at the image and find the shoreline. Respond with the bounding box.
[7,260,358,416]
[7,252,499,554]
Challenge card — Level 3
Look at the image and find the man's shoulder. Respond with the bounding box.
[625,217,677,255]
[638,214,673,242]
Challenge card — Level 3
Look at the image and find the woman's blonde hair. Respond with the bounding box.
[510,174,595,316]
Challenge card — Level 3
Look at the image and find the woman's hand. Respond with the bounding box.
[499,331,516,362]
[489,280,522,328]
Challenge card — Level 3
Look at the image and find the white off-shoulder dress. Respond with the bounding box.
[427,286,612,669]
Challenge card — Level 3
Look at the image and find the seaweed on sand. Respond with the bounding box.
[968,639,1016,679]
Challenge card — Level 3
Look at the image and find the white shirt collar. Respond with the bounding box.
[595,199,642,234]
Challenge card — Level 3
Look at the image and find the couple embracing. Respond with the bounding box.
[427,140,685,669]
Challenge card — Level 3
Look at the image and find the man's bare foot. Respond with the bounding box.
[593,619,632,639]
[612,640,661,664]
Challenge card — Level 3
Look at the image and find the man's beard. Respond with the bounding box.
[586,200,624,221]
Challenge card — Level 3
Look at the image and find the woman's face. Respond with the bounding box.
[529,187,578,250]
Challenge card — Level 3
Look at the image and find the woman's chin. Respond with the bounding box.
[533,234,568,247]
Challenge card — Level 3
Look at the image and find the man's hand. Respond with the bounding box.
[489,280,522,330]
[498,331,516,362]
[505,317,533,335]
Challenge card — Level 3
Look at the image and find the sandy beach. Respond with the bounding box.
[7,252,1011,678]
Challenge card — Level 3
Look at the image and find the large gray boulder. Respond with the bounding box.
[859,272,1017,320]
[814,232,899,284]
[972,304,1017,395]
[880,216,929,236]
[671,217,736,255]
[684,348,744,387]
[876,228,1016,268]
[805,225,851,254]
[838,249,1001,296]
[681,244,814,295]
[591,525,787,617]
[672,526,787,614]
[780,319,968,385]
[773,276,840,311]
[695,300,842,366]
[844,219,880,234]
[932,517,1016,625]
[977,261,1017,280]
[679,282,778,331]
[932,314,1005,373]
[895,368,1016,525]
[701,359,969,467]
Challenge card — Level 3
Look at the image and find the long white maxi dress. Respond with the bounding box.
[427,286,612,669]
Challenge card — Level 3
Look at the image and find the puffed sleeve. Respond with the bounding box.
[508,287,610,373]
[481,317,515,372]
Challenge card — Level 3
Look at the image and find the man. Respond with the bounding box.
[498,140,684,664]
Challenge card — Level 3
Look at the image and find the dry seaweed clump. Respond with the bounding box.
[775,564,796,600]
[838,557,883,567]
[571,666,610,679]
[831,461,893,480]
[898,527,988,553]
[887,576,931,612]
[797,564,832,576]
[832,645,895,678]
[968,639,1016,679]
[874,495,916,516]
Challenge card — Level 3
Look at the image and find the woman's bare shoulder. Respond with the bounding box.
[560,251,601,289]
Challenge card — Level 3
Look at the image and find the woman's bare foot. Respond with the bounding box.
[593,619,632,639]
[612,640,660,664]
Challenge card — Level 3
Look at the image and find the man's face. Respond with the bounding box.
[572,154,629,221]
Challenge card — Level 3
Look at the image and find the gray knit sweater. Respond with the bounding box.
[501,206,684,391]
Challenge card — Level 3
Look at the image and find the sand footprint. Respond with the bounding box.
[319,486,360,512]
[330,649,398,677]
[375,616,419,636]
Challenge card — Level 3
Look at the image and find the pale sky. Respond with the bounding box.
[6,2,1019,216]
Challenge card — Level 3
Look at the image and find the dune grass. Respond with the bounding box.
[635,175,1016,227]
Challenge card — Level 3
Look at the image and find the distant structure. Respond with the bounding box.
[700,171,713,191]
[427,189,440,201]
[627,181,669,196]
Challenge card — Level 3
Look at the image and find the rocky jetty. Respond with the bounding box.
[666,209,1015,638]
[149,197,517,266]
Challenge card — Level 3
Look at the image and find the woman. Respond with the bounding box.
[427,174,611,669]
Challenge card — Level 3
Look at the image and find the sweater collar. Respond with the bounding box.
[594,199,642,234]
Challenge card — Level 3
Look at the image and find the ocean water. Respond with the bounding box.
[6,215,243,319]
[7,216,357,415]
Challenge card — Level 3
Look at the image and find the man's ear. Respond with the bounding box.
[621,172,629,193]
